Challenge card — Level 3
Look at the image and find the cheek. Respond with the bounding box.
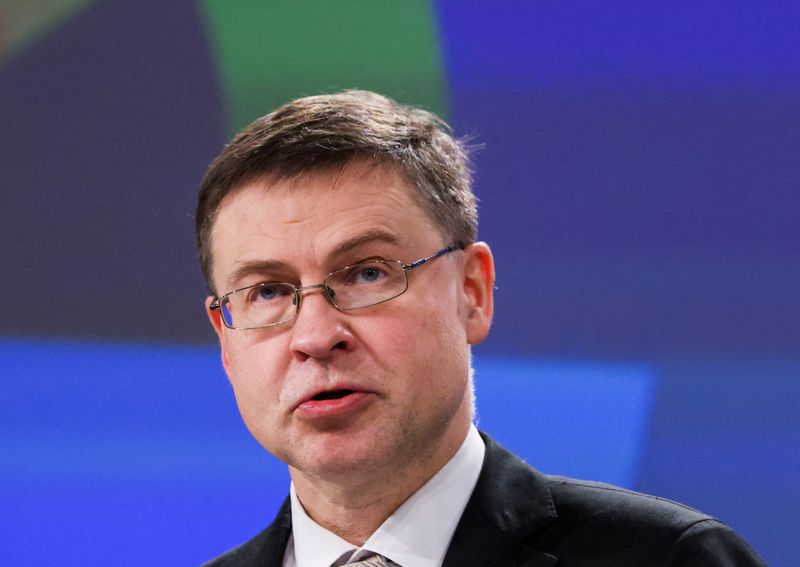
[382,297,469,382]
[222,335,288,420]
[418,287,468,349]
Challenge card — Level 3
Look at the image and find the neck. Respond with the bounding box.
[290,422,470,546]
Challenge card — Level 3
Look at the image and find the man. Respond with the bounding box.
[197,90,764,566]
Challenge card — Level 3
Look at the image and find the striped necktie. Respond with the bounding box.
[342,554,399,566]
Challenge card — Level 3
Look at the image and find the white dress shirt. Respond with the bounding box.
[282,425,486,567]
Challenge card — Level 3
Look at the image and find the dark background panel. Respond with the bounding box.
[0,0,221,341]
[436,2,799,360]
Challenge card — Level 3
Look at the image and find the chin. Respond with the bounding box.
[287,427,401,479]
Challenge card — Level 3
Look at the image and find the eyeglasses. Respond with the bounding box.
[210,243,465,330]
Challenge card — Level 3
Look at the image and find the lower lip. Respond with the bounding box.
[295,391,372,419]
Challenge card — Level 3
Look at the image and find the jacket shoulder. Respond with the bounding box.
[547,475,713,531]
[539,475,766,565]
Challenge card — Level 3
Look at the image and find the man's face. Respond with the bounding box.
[205,161,494,482]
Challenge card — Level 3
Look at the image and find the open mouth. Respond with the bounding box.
[311,389,355,401]
[295,388,370,417]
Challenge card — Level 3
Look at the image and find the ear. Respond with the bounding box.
[205,295,231,373]
[461,242,495,345]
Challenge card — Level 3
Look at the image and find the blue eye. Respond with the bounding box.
[346,262,392,286]
[259,286,279,300]
[357,266,383,283]
[247,283,292,304]
[335,262,391,287]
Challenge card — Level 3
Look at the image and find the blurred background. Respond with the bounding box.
[1,1,797,565]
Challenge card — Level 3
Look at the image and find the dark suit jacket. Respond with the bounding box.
[204,434,766,566]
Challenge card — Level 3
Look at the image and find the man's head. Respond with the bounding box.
[196,90,477,293]
[196,90,494,488]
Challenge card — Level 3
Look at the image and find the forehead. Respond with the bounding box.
[209,161,442,288]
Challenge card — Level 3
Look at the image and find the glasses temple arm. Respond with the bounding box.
[403,241,466,270]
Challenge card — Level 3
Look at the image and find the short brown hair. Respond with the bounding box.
[195,90,476,290]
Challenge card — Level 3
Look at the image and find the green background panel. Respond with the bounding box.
[198,0,447,135]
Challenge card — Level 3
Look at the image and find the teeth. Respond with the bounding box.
[313,389,353,401]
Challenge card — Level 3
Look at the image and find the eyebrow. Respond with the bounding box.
[224,258,292,292]
[223,229,406,292]
[329,229,405,259]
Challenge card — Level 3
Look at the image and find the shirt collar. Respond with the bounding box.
[289,482,352,567]
[290,425,486,567]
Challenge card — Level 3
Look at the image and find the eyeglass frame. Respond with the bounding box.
[209,242,466,330]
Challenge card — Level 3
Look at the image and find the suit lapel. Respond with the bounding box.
[251,497,293,567]
[443,434,559,567]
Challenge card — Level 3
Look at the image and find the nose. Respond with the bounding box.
[289,285,353,361]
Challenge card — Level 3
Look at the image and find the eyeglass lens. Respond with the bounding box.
[219,259,409,329]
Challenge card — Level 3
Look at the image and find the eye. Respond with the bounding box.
[357,265,384,283]
[246,283,292,303]
[345,261,390,286]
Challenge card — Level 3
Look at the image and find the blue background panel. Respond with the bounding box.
[2,339,654,565]
[473,358,655,488]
